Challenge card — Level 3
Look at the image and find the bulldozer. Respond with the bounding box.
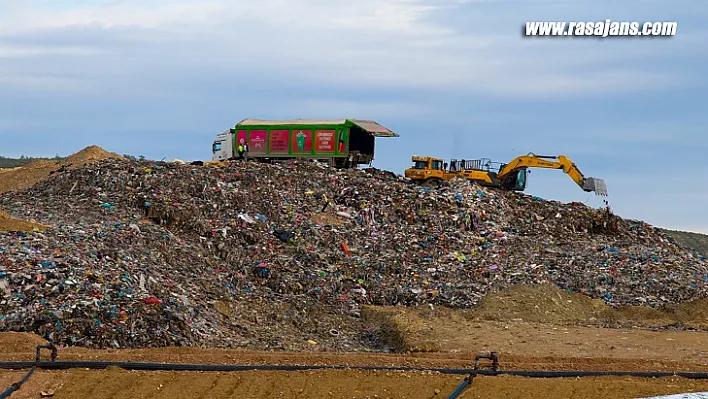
[404,153,608,196]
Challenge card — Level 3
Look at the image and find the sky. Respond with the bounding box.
[0,0,706,233]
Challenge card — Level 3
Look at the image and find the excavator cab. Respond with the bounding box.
[500,168,527,191]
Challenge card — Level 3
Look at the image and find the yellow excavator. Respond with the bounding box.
[404,153,608,196]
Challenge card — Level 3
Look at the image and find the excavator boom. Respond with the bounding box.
[403,153,608,196]
[497,153,608,196]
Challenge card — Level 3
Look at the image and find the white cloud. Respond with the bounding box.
[0,0,703,97]
[0,1,227,33]
[287,99,435,120]
[559,121,707,147]
[0,74,90,91]
[0,43,101,58]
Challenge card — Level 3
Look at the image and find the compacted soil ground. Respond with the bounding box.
[2,311,708,399]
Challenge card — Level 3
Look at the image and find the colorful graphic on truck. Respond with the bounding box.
[338,129,347,153]
[249,130,267,153]
[315,130,335,153]
[236,130,248,149]
[270,130,289,153]
[292,129,313,153]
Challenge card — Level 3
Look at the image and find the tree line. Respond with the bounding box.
[1,154,146,168]
[0,155,64,168]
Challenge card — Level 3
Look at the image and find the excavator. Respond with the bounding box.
[404,153,608,196]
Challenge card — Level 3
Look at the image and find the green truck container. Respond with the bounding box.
[211,118,399,167]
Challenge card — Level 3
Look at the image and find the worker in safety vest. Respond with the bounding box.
[237,139,246,160]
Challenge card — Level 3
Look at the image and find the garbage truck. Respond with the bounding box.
[211,118,399,168]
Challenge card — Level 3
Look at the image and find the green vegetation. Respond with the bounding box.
[0,155,64,168]
[1,154,144,168]
[663,229,708,257]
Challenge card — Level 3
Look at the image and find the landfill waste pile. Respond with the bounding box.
[0,154,707,350]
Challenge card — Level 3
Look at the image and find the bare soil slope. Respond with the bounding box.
[363,284,708,354]
[0,145,122,232]
[0,210,47,232]
[0,146,122,194]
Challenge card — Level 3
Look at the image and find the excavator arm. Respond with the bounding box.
[496,154,608,196]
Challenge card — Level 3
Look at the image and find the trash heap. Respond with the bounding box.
[0,158,706,350]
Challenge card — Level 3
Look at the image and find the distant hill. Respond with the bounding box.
[663,229,708,257]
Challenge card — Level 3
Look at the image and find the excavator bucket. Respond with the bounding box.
[582,177,608,196]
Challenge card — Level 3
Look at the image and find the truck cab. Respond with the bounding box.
[212,129,234,161]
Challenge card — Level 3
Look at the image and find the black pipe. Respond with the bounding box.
[0,365,36,399]
[447,378,470,399]
[0,361,471,374]
[1,360,708,379]
[479,369,708,379]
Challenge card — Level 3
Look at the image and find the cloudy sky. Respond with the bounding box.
[1,0,706,233]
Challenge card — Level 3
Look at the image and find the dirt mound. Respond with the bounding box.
[0,159,60,194]
[0,332,48,354]
[473,283,607,323]
[363,284,615,353]
[362,305,708,364]
[473,284,708,327]
[0,146,122,194]
[362,306,462,352]
[363,284,708,353]
[663,298,708,326]
[64,145,123,165]
[0,210,48,232]
[472,284,682,327]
